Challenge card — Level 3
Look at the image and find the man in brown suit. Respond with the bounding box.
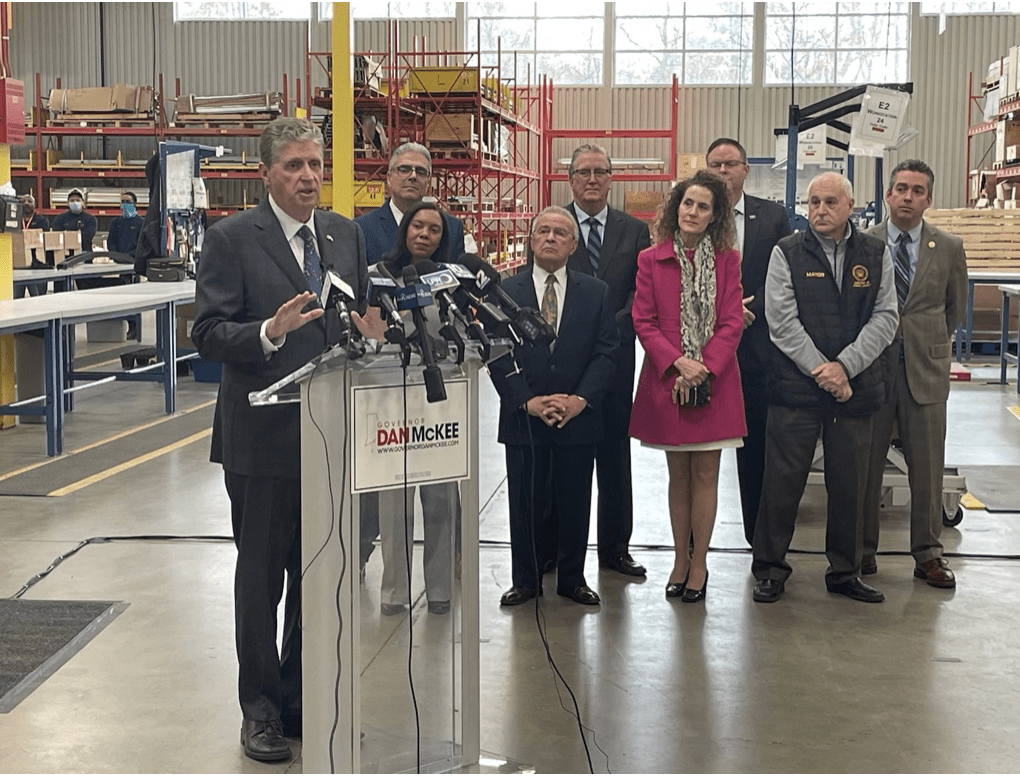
[862,159,968,588]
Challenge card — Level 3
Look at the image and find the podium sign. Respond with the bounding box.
[352,378,470,491]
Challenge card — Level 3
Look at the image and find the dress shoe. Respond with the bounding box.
[500,586,537,606]
[281,714,302,739]
[380,602,407,616]
[861,555,878,575]
[826,577,885,603]
[665,572,689,599]
[752,578,784,603]
[914,557,956,588]
[240,719,291,762]
[427,599,450,614]
[601,553,647,577]
[681,570,709,603]
[558,584,601,605]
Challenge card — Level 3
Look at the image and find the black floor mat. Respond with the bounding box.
[959,465,1020,513]
[0,599,127,713]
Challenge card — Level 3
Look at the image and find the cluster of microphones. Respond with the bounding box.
[319,254,555,403]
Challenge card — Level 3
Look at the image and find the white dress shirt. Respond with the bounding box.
[733,192,746,261]
[572,202,608,250]
[260,194,318,355]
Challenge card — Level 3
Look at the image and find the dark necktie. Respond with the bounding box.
[541,274,558,331]
[585,217,601,273]
[894,231,912,308]
[298,225,323,297]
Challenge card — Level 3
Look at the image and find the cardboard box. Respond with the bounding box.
[995,119,1020,163]
[624,190,665,216]
[677,153,706,180]
[62,230,82,255]
[47,83,154,114]
[42,231,65,253]
[177,302,197,350]
[16,228,44,267]
[424,112,479,146]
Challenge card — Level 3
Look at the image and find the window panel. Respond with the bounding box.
[537,52,603,86]
[685,16,752,49]
[838,14,909,49]
[616,18,685,51]
[684,51,752,85]
[836,49,907,83]
[470,1,534,17]
[686,2,748,15]
[536,18,603,50]
[177,2,310,20]
[614,52,684,86]
[536,2,604,17]
[616,1,685,15]
[841,1,909,11]
[766,50,835,85]
[480,52,538,85]
[470,19,535,51]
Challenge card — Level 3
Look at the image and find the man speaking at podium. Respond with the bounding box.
[193,117,368,763]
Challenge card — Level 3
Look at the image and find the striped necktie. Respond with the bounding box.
[585,217,601,273]
[894,231,911,308]
[298,225,323,297]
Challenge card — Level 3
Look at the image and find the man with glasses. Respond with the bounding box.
[561,144,651,579]
[355,141,466,262]
[490,206,618,607]
[705,137,792,546]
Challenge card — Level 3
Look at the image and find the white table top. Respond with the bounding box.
[1000,284,1020,296]
[0,280,196,331]
[969,270,1020,282]
[13,263,137,282]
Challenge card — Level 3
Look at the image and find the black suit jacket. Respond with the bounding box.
[739,194,792,378]
[488,267,618,447]
[354,197,466,262]
[192,199,368,477]
[562,204,651,394]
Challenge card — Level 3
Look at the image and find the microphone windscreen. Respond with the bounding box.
[401,263,420,284]
[415,259,440,275]
[454,253,500,284]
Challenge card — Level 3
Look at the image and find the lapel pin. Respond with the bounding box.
[326,234,334,242]
[928,240,935,248]
[748,214,757,220]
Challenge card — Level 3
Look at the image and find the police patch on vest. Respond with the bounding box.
[805,271,825,277]
[851,264,871,288]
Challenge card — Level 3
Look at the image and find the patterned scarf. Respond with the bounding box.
[674,232,717,362]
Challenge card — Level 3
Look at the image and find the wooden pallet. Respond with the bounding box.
[49,112,155,127]
[924,208,1020,270]
[173,112,278,127]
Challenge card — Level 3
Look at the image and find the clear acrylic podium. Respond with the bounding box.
[250,341,492,773]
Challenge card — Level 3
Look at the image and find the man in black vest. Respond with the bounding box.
[751,172,898,604]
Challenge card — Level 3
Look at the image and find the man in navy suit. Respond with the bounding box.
[354,141,466,262]
[705,138,792,545]
[353,142,467,572]
[193,117,368,762]
[490,206,618,607]
[563,144,651,578]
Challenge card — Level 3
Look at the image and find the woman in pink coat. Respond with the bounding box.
[629,171,747,603]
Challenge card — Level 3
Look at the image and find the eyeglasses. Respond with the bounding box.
[571,168,611,180]
[393,164,431,178]
[707,160,746,170]
[533,225,574,240]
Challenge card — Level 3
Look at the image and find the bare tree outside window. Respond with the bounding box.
[320,2,457,20]
[175,2,311,21]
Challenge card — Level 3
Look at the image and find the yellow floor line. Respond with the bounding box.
[1008,406,1020,422]
[961,493,985,510]
[47,428,212,497]
[0,398,217,483]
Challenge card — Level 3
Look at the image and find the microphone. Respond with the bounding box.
[416,258,479,364]
[401,264,447,403]
[367,270,407,349]
[450,253,556,349]
[319,269,356,331]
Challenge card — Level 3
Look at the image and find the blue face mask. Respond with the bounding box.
[68,200,83,215]
[121,202,137,218]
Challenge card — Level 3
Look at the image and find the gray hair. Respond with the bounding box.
[20,194,35,206]
[259,117,324,169]
[568,144,612,176]
[889,159,935,197]
[531,205,579,242]
[808,172,854,201]
[389,142,432,174]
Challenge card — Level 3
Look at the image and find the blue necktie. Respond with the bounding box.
[585,217,601,273]
[894,231,911,308]
[298,225,323,297]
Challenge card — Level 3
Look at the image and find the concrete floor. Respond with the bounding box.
[2,322,1020,773]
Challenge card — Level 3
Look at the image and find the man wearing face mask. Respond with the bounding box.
[53,188,97,252]
[107,191,143,259]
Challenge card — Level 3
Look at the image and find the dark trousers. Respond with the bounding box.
[505,442,596,592]
[751,403,873,587]
[735,372,769,545]
[224,470,302,723]
[863,358,947,562]
[359,491,379,566]
[595,390,634,561]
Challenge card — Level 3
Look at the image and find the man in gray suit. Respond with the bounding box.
[862,160,968,588]
[193,117,368,762]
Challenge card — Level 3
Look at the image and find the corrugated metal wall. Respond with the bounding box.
[8,4,1020,209]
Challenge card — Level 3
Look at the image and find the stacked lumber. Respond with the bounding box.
[924,208,1020,270]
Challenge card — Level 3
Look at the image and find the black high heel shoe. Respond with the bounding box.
[681,570,708,603]
[665,572,689,599]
